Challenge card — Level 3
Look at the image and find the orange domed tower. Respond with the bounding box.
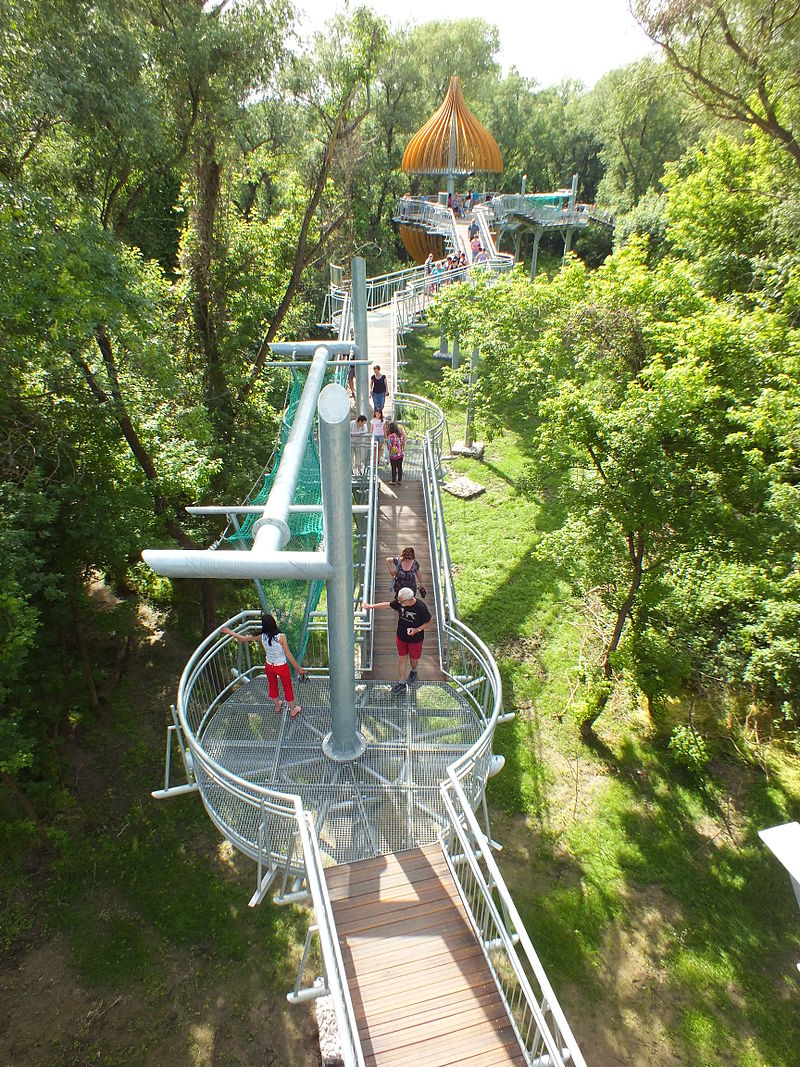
[398,76,502,263]
[402,76,502,189]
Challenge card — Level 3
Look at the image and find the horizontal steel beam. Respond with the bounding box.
[268,342,359,356]
[141,548,333,581]
[186,504,369,516]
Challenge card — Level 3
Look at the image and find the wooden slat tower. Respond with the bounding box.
[326,845,526,1067]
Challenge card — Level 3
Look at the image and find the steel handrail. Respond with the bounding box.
[296,809,366,1067]
[441,774,588,1067]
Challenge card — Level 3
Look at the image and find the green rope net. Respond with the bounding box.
[222,364,345,662]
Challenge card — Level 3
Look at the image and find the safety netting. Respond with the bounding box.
[222,364,344,662]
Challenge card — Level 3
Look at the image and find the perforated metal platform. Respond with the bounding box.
[199,677,488,866]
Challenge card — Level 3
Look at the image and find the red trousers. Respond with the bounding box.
[265,662,294,701]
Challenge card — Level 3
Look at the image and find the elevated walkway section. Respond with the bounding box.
[327,844,526,1066]
[201,677,486,865]
[364,480,445,683]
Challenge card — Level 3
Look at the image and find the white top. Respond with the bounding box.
[370,417,385,438]
[261,633,287,666]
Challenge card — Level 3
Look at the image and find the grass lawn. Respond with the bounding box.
[402,324,800,1067]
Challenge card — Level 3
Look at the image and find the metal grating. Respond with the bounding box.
[198,677,488,866]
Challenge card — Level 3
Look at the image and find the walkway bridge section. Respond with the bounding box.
[146,258,586,1066]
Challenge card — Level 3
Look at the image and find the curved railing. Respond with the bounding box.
[474,203,515,271]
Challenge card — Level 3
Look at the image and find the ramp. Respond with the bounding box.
[326,844,526,1066]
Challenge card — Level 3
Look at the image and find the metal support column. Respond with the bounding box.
[319,383,366,763]
[464,346,479,449]
[351,257,370,418]
[230,515,270,615]
[514,232,522,264]
[451,335,461,371]
[563,227,574,257]
[439,329,449,359]
[530,226,544,282]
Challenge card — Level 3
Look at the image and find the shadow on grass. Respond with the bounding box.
[575,730,800,1063]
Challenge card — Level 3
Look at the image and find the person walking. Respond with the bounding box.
[370,364,388,414]
[362,587,432,692]
[221,614,306,717]
[370,408,387,464]
[350,413,369,474]
[386,420,406,484]
[386,546,426,599]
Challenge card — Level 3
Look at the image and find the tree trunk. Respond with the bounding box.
[580,529,645,740]
[71,594,100,714]
[1,772,50,848]
[192,125,234,438]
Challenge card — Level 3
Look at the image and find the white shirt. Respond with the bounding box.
[261,633,287,665]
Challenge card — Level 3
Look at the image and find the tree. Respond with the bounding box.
[583,57,701,211]
[635,0,800,174]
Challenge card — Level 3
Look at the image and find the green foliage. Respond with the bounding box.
[668,724,710,776]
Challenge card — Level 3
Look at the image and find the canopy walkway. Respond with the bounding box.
[144,213,586,1066]
[326,845,526,1066]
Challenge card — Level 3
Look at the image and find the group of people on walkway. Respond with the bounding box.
[221,540,434,713]
[424,251,469,292]
[349,362,406,481]
[362,545,431,692]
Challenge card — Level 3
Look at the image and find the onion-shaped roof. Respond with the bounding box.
[402,76,502,176]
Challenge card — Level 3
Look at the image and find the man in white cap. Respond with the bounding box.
[362,586,432,692]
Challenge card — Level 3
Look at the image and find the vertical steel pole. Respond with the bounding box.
[319,383,366,762]
[439,328,449,359]
[464,346,479,449]
[451,335,461,371]
[351,257,370,418]
[530,226,543,282]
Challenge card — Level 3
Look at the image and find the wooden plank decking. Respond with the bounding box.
[326,845,526,1066]
[363,480,445,682]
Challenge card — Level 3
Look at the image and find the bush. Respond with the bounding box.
[668,724,709,776]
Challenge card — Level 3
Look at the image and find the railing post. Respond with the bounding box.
[319,383,366,763]
[530,225,544,281]
[351,257,370,418]
[464,346,479,449]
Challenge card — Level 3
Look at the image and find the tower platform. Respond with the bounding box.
[199,677,490,867]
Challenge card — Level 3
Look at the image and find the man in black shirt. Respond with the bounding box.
[362,586,433,692]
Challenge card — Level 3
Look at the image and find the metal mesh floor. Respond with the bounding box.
[200,677,488,866]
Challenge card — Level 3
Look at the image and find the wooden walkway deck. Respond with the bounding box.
[363,479,445,682]
[325,845,526,1067]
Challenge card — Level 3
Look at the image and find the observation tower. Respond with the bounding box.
[398,76,502,264]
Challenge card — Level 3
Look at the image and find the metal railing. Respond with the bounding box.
[440,775,587,1067]
[489,193,613,230]
[394,196,461,257]
[474,204,515,271]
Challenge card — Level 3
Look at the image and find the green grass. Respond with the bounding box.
[402,323,800,1065]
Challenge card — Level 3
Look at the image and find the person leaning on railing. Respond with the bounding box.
[221,614,306,718]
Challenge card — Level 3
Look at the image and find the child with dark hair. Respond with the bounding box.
[221,614,306,717]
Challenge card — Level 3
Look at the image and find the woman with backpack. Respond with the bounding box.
[386,546,426,600]
[386,420,406,484]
